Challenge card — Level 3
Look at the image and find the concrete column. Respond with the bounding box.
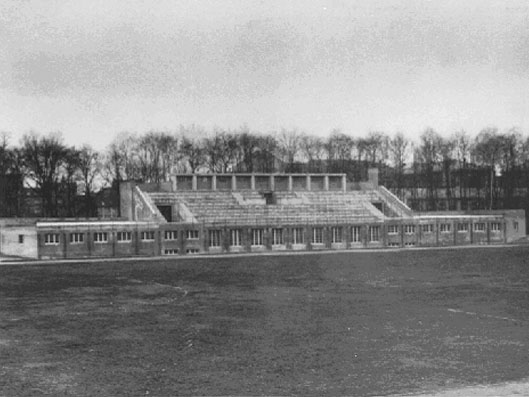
[119,181,134,220]
[232,175,237,191]
[368,168,379,187]
[251,175,256,190]
[342,174,347,192]
[192,175,197,191]
[306,175,311,191]
[270,175,275,191]
[212,175,217,191]
[288,175,293,191]
[324,175,329,191]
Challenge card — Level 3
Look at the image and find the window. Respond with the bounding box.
[186,248,199,254]
[312,227,323,244]
[272,228,284,245]
[94,232,108,243]
[186,230,199,240]
[292,228,304,244]
[474,223,485,232]
[421,224,433,233]
[209,230,222,247]
[351,226,361,243]
[164,230,178,240]
[405,242,415,247]
[164,249,178,255]
[70,233,84,244]
[230,229,241,247]
[388,242,400,247]
[369,226,380,242]
[18,234,24,244]
[44,233,60,245]
[141,231,155,241]
[387,225,399,235]
[404,225,415,235]
[251,229,264,246]
[457,223,468,233]
[491,222,501,232]
[117,231,132,242]
[331,227,343,243]
[440,223,451,233]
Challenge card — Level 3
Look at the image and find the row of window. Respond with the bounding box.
[44,231,157,245]
[42,223,504,246]
[43,230,201,245]
[387,222,502,234]
[207,226,366,247]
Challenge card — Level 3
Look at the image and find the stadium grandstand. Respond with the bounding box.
[0,169,525,259]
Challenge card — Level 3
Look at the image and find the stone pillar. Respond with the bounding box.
[270,175,275,191]
[368,168,379,187]
[288,175,293,191]
[192,175,197,191]
[251,174,256,190]
[232,175,237,191]
[342,174,347,192]
[324,175,329,191]
[306,175,311,191]
[212,175,217,191]
[119,181,134,220]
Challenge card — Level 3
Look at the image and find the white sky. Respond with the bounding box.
[1,0,529,149]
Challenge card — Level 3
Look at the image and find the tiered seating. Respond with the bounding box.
[147,189,386,226]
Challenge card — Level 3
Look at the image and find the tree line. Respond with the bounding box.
[1,125,529,217]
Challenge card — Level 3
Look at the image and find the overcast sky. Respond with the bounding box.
[1,0,529,149]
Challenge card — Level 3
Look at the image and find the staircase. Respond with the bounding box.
[376,186,414,218]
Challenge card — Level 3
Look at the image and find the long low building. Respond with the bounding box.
[0,170,526,259]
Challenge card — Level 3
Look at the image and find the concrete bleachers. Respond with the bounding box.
[148,189,384,226]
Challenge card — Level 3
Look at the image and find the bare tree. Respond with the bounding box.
[136,131,178,183]
[203,129,239,173]
[388,132,410,197]
[20,132,69,216]
[472,127,502,209]
[104,132,139,184]
[453,130,471,208]
[416,128,442,210]
[438,137,456,209]
[254,134,279,173]
[277,129,301,172]
[0,132,12,174]
[78,145,101,217]
[364,131,388,165]
[236,126,260,172]
[180,135,206,173]
[326,130,354,173]
[299,133,325,172]
[497,128,522,208]
[61,146,82,216]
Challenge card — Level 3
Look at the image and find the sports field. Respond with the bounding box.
[1,246,529,396]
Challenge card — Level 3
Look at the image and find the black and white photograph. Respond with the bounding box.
[1,0,529,395]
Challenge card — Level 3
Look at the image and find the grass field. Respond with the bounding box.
[1,246,529,396]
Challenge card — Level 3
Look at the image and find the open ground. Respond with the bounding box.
[1,246,529,396]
